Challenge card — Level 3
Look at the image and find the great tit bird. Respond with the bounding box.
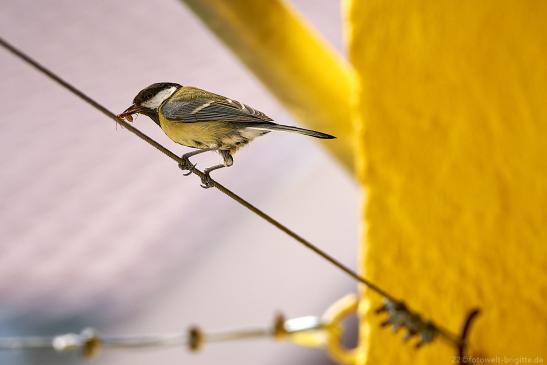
[118,82,335,187]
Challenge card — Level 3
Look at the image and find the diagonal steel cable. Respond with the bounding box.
[0,36,467,347]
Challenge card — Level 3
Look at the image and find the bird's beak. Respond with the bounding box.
[117,104,143,122]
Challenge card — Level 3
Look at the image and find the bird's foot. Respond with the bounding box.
[200,172,215,189]
[178,156,197,176]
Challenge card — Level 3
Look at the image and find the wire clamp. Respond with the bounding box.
[52,328,100,358]
[376,299,437,348]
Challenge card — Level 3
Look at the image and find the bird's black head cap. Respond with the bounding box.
[133,82,182,106]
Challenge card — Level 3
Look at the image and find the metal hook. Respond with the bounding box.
[322,294,359,365]
[456,308,481,365]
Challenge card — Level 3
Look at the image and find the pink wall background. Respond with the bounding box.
[0,1,358,364]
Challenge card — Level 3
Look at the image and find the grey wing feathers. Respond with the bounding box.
[162,97,273,124]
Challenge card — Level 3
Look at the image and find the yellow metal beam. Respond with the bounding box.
[180,0,354,170]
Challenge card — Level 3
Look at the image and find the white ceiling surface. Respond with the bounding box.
[0,1,358,364]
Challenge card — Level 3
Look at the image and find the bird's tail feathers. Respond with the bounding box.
[248,123,335,139]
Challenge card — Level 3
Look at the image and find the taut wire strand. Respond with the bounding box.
[0,326,277,354]
[0,36,393,301]
[0,36,465,347]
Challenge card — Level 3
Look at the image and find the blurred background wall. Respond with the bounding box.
[0,1,358,364]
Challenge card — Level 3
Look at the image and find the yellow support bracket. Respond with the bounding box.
[180,0,354,170]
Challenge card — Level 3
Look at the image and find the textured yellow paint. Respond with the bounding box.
[180,0,354,169]
[345,1,547,364]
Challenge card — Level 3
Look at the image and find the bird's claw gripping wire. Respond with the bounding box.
[178,156,197,176]
[376,299,437,348]
[177,155,216,188]
[200,172,215,189]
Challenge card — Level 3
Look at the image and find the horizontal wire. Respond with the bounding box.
[0,328,271,352]
[0,36,462,347]
[204,328,272,342]
[0,315,328,352]
[0,335,183,351]
[0,336,54,350]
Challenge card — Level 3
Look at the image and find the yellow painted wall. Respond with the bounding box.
[345,0,547,363]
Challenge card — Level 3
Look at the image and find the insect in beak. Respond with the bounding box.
[117,104,142,123]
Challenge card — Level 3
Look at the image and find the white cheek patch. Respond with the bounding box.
[142,87,177,109]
